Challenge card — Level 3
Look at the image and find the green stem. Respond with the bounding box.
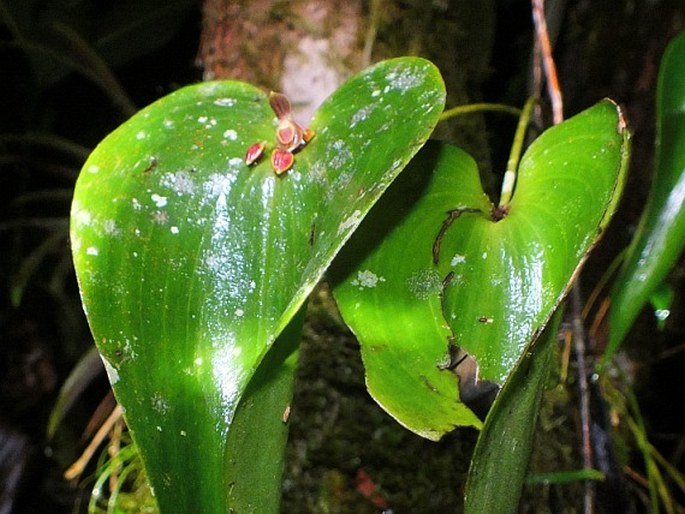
[498,97,536,208]
[526,469,605,485]
[439,103,521,123]
[361,0,383,68]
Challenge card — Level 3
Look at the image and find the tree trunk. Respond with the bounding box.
[198,0,362,122]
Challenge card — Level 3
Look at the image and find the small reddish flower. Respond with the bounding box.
[243,92,315,175]
[271,148,294,175]
[270,91,315,152]
[244,141,266,166]
[268,91,292,119]
[276,119,298,148]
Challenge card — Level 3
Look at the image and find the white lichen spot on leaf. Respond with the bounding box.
[407,269,442,300]
[161,171,196,196]
[213,97,236,107]
[328,140,352,169]
[228,157,243,168]
[197,115,218,129]
[385,66,425,93]
[203,172,238,201]
[103,219,120,236]
[151,393,170,415]
[451,254,466,266]
[151,211,169,225]
[351,270,386,289]
[151,194,168,208]
[337,209,362,235]
[72,205,93,227]
[350,105,376,127]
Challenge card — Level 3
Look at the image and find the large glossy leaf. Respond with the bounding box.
[331,100,629,438]
[608,31,685,361]
[70,57,445,512]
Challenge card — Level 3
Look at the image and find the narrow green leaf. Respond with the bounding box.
[11,231,66,307]
[71,58,445,512]
[608,31,685,361]
[332,100,629,438]
[224,306,305,513]
[464,309,561,514]
[526,468,606,485]
[47,346,102,439]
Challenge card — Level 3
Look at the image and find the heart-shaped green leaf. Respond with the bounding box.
[331,99,629,438]
[330,142,487,438]
[608,31,685,361]
[70,57,445,512]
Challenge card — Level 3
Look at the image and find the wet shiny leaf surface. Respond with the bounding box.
[71,58,445,512]
[609,31,685,361]
[332,100,629,438]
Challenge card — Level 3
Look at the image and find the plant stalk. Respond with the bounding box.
[498,97,535,208]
